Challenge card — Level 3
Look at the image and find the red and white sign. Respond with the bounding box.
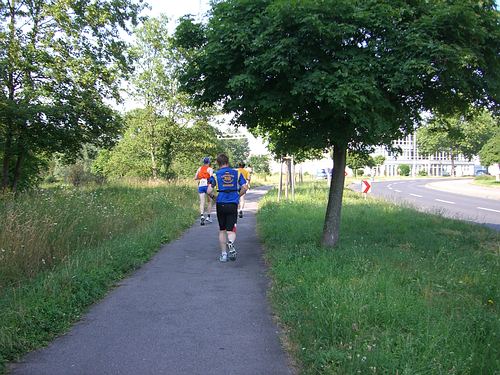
[362,180,371,194]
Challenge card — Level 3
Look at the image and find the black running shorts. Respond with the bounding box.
[216,203,238,231]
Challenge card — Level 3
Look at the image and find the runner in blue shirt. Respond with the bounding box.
[208,153,248,262]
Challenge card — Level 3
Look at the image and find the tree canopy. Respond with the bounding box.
[248,154,271,175]
[0,0,144,191]
[175,0,499,246]
[219,134,250,166]
[92,15,221,181]
[346,151,375,177]
[417,109,498,175]
[479,132,500,168]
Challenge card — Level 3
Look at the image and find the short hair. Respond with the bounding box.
[216,153,229,166]
[203,157,210,164]
[238,162,245,168]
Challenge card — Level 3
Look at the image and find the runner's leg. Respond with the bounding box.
[206,195,213,221]
[227,230,236,244]
[219,231,227,251]
[199,192,205,215]
[238,194,245,218]
[216,203,227,253]
[199,192,206,225]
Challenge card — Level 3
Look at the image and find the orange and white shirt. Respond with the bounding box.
[195,165,213,187]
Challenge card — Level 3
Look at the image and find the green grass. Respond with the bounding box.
[0,181,198,373]
[473,175,500,188]
[257,182,499,374]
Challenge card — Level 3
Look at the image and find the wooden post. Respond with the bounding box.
[278,158,283,202]
[284,157,289,200]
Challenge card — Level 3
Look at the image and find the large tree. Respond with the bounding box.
[127,15,220,179]
[93,109,221,179]
[346,151,375,177]
[417,109,498,176]
[0,0,144,191]
[175,0,499,247]
[479,132,500,181]
[219,132,250,166]
[248,154,271,175]
[130,15,191,179]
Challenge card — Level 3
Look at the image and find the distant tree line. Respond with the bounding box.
[0,7,264,190]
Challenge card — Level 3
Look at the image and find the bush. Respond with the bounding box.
[399,164,410,176]
[44,175,58,184]
[418,170,428,176]
[356,169,364,176]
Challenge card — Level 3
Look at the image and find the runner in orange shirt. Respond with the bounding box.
[194,157,214,225]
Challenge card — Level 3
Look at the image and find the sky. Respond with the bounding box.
[144,0,210,27]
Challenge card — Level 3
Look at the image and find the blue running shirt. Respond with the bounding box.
[211,167,247,204]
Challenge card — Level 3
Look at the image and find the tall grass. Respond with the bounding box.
[0,181,198,372]
[258,183,500,374]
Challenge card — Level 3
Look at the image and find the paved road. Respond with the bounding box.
[9,186,293,375]
[354,178,500,231]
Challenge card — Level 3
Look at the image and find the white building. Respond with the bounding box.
[271,133,486,177]
[372,134,482,177]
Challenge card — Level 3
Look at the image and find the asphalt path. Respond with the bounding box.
[9,186,294,375]
[353,179,500,231]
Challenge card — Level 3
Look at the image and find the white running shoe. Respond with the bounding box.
[227,242,237,261]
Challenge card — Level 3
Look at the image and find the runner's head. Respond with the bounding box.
[216,153,229,167]
[203,157,210,165]
[238,162,245,168]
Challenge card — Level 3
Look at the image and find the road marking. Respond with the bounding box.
[394,189,402,193]
[477,207,500,213]
[410,194,423,197]
[435,199,455,204]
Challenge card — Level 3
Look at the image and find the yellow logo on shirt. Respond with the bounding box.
[222,172,235,187]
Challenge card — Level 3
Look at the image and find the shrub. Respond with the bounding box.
[399,164,410,176]
[418,170,428,176]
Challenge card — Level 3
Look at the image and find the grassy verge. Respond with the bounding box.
[257,183,499,374]
[473,175,500,188]
[0,181,198,373]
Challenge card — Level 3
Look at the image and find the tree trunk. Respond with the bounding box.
[284,158,289,199]
[2,128,13,191]
[278,158,283,201]
[11,149,24,193]
[3,2,16,192]
[450,149,456,176]
[321,144,347,247]
[150,145,158,180]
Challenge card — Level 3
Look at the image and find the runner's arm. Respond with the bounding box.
[207,176,216,198]
[238,174,248,196]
